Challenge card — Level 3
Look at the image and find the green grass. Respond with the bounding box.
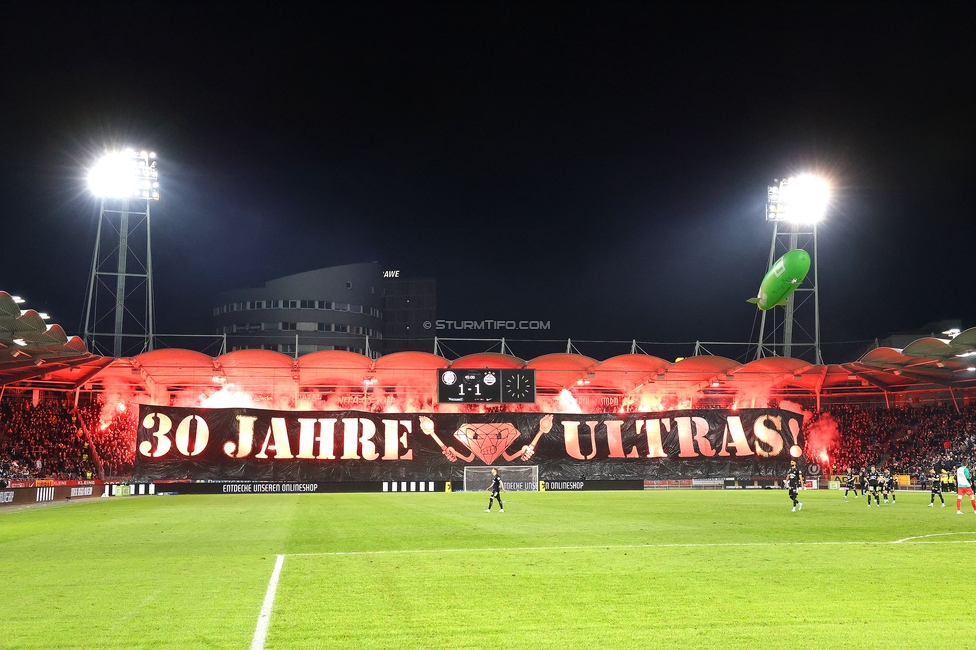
[2,490,975,649]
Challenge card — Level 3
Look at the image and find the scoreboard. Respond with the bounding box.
[437,368,536,404]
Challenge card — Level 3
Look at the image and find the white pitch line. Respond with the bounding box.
[251,554,284,650]
[258,531,976,646]
[286,533,976,558]
[892,531,976,544]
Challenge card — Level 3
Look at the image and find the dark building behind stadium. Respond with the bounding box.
[212,262,436,357]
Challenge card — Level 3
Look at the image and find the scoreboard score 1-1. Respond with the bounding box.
[437,368,536,404]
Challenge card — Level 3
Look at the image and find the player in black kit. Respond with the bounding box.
[844,467,859,499]
[785,460,803,512]
[485,468,505,512]
[928,469,945,507]
[883,469,897,504]
[858,467,868,496]
[866,465,881,507]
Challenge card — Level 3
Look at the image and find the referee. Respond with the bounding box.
[485,468,505,513]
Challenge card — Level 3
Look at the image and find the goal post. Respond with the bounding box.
[463,466,539,492]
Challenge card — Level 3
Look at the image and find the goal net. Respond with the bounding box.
[463,466,539,492]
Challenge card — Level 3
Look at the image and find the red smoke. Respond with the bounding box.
[779,399,839,470]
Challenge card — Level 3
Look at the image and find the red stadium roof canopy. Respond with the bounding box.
[2,286,975,409]
[1,342,973,410]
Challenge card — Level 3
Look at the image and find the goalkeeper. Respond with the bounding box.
[485,468,505,513]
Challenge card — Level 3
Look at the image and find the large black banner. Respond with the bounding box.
[133,406,804,482]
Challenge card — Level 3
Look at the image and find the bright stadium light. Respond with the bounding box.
[766,174,830,223]
[88,149,159,200]
[756,172,831,364]
[83,147,159,357]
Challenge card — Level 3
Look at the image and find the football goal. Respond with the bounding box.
[463,466,539,492]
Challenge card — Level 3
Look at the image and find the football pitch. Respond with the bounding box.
[2,490,975,650]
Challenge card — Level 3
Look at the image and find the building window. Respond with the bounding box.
[281,322,297,331]
[317,323,330,331]
[346,281,352,289]
[301,300,315,308]
[334,324,349,333]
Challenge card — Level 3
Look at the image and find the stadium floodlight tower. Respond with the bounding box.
[754,174,828,363]
[82,148,159,358]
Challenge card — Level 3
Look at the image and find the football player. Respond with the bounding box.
[844,467,858,499]
[880,469,893,504]
[785,460,803,512]
[956,461,974,515]
[866,465,881,507]
[927,468,945,507]
[484,467,505,513]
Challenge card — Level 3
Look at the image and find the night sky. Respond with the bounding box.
[1,4,973,362]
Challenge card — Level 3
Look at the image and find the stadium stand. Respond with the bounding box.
[0,399,136,480]
[2,396,974,483]
[818,404,976,477]
[0,400,98,480]
[2,286,976,482]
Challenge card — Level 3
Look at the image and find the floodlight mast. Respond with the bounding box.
[82,149,159,358]
[754,175,827,363]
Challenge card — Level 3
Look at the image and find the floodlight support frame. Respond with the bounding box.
[82,197,156,357]
[754,220,822,364]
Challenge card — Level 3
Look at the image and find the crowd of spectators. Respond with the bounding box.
[0,400,98,480]
[0,398,137,481]
[83,402,137,478]
[817,403,976,479]
[2,396,975,483]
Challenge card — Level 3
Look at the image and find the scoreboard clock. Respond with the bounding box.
[437,369,535,404]
[502,369,535,403]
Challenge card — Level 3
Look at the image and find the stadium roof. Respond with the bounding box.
[0,291,107,387]
[3,342,973,408]
[2,286,974,407]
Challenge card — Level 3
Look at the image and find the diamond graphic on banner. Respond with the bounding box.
[453,423,523,465]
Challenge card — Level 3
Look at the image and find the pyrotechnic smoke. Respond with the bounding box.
[731,384,772,410]
[779,399,839,467]
[97,378,147,429]
[619,390,693,413]
[556,389,583,414]
[92,365,819,424]
[199,383,256,409]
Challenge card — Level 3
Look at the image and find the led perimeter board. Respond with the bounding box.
[437,368,535,404]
